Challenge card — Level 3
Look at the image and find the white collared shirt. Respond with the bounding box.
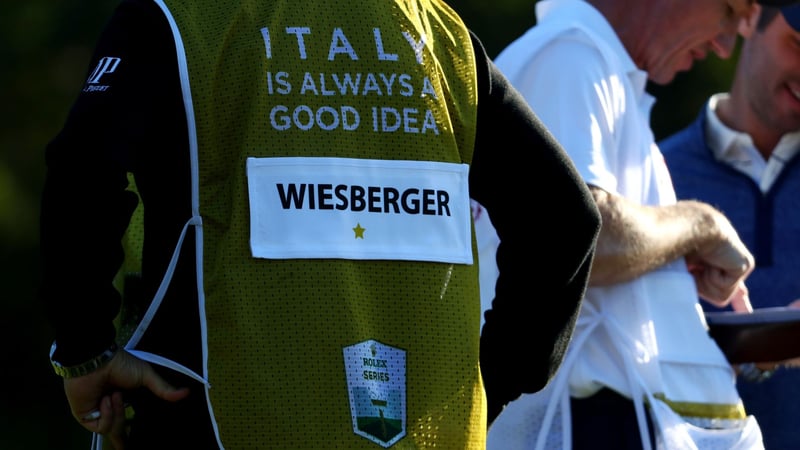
[494,0,741,415]
[704,93,800,192]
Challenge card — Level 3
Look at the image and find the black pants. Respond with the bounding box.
[571,388,656,450]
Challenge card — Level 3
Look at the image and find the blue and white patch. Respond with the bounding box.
[343,340,406,447]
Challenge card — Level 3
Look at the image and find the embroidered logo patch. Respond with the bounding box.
[83,56,121,93]
[343,340,406,447]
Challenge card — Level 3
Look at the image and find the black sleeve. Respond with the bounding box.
[40,0,183,365]
[468,32,601,426]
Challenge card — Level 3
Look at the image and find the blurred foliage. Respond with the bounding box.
[2,0,116,448]
[1,0,738,448]
[447,0,740,140]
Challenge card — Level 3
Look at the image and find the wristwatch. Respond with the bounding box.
[49,341,119,379]
[738,362,775,383]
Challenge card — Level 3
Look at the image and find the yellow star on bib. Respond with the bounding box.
[353,223,365,239]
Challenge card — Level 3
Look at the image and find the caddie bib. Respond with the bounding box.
[123,0,485,448]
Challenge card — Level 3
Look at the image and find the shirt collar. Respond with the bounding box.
[705,93,800,164]
[704,93,745,163]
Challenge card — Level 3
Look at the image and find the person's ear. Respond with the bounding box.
[739,4,761,38]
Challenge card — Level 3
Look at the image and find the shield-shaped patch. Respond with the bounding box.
[343,339,407,447]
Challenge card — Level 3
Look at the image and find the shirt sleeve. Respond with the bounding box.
[502,36,621,195]
[40,0,180,365]
[468,32,601,425]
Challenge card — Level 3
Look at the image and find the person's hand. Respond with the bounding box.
[700,282,752,312]
[726,282,754,312]
[64,349,190,449]
[686,207,754,305]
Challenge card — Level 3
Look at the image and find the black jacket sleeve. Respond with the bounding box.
[468,32,601,426]
[40,0,188,365]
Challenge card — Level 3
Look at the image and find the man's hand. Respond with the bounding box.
[64,349,190,449]
[696,281,753,311]
[686,207,754,305]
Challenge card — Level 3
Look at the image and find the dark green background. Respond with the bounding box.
[1,0,736,448]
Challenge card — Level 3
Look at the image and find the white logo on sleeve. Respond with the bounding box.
[83,56,121,93]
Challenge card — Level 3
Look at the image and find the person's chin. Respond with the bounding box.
[649,71,678,86]
[653,60,693,85]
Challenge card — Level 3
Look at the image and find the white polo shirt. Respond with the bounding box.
[494,0,741,419]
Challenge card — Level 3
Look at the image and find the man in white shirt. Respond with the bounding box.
[484,0,794,448]
[661,6,800,448]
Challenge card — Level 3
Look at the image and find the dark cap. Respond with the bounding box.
[759,0,798,5]
[783,5,800,30]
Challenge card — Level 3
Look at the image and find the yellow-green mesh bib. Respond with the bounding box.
[159,0,483,447]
